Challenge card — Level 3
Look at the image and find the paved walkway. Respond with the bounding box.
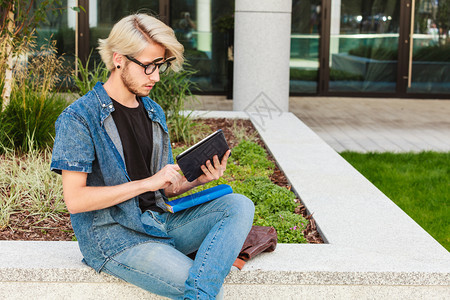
[189,95,450,153]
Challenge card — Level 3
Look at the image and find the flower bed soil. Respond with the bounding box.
[0,118,323,244]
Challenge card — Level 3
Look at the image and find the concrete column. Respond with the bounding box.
[233,0,292,112]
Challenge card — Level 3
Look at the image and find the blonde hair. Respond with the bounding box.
[98,14,184,72]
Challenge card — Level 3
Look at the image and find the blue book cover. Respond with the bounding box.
[165,184,233,213]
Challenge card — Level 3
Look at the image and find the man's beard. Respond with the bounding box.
[121,64,152,97]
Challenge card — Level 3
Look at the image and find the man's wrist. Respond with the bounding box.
[188,178,201,189]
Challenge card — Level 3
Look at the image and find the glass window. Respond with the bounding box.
[34,0,74,81]
[170,0,234,94]
[408,0,450,94]
[329,0,401,93]
[290,0,322,94]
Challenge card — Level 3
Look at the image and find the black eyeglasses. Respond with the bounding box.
[125,55,176,75]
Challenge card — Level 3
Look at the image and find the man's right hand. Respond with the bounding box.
[148,164,183,193]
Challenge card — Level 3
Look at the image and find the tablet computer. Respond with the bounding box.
[176,129,230,182]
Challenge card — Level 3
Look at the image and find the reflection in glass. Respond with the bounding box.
[329,0,400,92]
[35,0,74,82]
[408,0,450,94]
[170,0,234,93]
[290,0,321,94]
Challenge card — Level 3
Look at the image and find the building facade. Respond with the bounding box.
[38,0,450,98]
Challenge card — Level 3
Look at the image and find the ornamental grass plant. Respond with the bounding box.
[73,51,109,96]
[0,39,68,153]
[0,149,65,230]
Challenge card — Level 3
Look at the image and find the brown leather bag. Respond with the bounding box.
[233,226,278,270]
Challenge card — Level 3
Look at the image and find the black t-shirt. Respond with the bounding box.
[111,97,163,212]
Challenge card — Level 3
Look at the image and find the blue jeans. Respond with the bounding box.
[102,193,255,299]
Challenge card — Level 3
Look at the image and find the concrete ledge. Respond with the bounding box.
[1,111,449,299]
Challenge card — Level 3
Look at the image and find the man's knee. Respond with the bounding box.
[221,193,255,221]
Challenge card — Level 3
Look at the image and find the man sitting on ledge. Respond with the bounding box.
[50,13,254,300]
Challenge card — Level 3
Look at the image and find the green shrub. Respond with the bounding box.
[231,140,274,170]
[235,177,307,243]
[232,143,308,243]
[173,139,308,243]
[254,211,308,243]
[235,177,297,213]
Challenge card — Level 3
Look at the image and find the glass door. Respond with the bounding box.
[407,0,450,94]
[328,0,401,93]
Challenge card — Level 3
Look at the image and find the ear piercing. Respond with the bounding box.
[116,65,121,69]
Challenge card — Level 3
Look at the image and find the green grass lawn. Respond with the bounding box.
[340,151,450,251]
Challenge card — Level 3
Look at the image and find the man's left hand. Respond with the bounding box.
[196,150,231,185]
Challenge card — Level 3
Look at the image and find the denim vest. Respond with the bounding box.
[51,82,175,272]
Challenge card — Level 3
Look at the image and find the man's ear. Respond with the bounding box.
[112,52,124,68]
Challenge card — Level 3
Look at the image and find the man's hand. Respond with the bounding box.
[149,164,184,193]
[196,150,231,185]
[164,150,231,198]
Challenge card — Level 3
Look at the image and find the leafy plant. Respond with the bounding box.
[235,177,297,213]
[72,51,109,96]
[0,40,69,153]
[150,66,199,143]
[254,211,308,244]
[231,140,274,170]
[234,176,306,243]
